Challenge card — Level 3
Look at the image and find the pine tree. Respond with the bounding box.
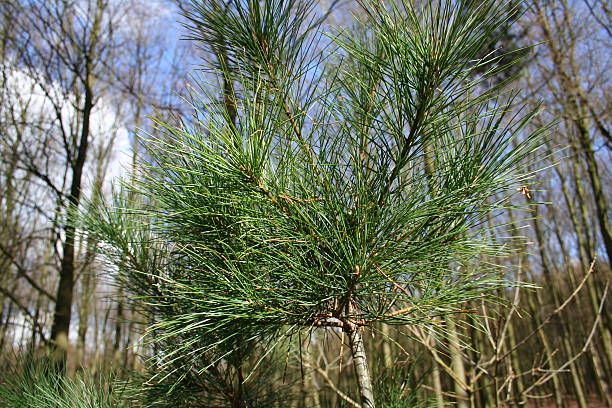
[84,0,547,406]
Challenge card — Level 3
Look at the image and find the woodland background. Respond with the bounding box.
[0,0,611,407]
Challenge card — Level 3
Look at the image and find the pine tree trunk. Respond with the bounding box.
[348,326,376,408]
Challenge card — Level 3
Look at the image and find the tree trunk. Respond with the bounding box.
[430,334,445,408]
[48,0,105,370]
[447,317,469,408]
[348,326,376,408]
[112,290,124,366]
[380,323,393,369]
[529,291,565,408]
[49,83,94,368]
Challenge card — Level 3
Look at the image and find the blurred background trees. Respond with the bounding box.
[0,0,610,407]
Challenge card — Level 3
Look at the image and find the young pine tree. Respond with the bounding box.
[84,0,547,406]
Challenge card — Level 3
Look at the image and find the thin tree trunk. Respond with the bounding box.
[519,198,565,406]
[562,335,588,408]
[49,1,104,370]
[348,326,376,408]
[430,335,445,408]
[529,290,565,408]
[77,250,95,368]
[507,319,525,404]
[113,290,124,366]
[0,300,13,352]
[447,317,469,408]
[589,341,612,408]
[49,86,93,367]
[380,323,393,369]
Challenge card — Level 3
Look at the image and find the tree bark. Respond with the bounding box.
[348,326,376,408]
[49,75,95,368]
[447,317,469,408]
[48,0,105,369]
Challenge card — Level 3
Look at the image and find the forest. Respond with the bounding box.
[0,0,610,407]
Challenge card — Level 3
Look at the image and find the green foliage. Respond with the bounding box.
[0,360,126,408]
[183,0,322,75]
[121,356,297,408]
[82,0,548,402]
[374,362,435,408]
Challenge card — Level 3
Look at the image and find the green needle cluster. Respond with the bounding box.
[82,0,547,403]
